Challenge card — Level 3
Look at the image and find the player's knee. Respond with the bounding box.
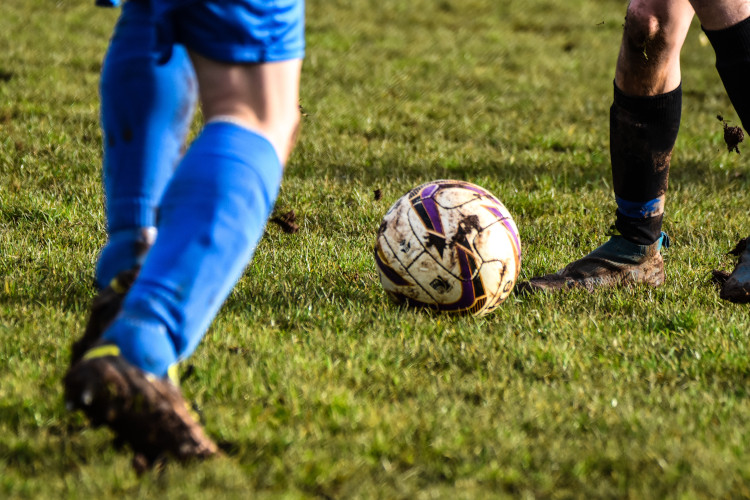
[622,3,669,62]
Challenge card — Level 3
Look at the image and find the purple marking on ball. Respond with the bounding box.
[374,247,410,286]
[484,205,503,219]
[464,184,487,196]
[420,185,445,235]
[391,247,480,314]
[501,219,522,259]
[421,183,440,198]
[451,248,479,309]
[464,184,501,204]
[485,204,522,259]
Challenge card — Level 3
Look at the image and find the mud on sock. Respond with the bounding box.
[95,227,156,289]
[610,83,681,245]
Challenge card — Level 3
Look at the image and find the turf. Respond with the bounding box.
[2,0,750,498]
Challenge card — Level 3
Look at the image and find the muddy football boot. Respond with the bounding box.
[517,231,669,293]
[64,344,218,466]
[720,238,750,303]
[69,268,139,367]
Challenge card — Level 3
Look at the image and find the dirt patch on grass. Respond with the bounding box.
[271,209,299,233]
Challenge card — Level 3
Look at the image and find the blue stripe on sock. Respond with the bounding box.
[615,195,665,219]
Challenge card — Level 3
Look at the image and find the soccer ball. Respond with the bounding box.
[373,180,521,316]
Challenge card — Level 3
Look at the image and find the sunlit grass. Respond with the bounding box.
[2,0,750,497]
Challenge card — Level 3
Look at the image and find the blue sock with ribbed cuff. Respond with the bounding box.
[102,121,283,377]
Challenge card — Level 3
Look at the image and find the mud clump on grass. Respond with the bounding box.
[270,209,299,233]
[718,114,744,153]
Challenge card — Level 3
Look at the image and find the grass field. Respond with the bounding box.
[3,0,750,498]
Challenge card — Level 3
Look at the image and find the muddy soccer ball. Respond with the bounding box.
[373,180,521,316]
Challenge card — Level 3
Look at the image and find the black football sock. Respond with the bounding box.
[704,16,750,131]
[610,83,681,245]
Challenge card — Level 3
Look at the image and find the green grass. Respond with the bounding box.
[2,0,750,497]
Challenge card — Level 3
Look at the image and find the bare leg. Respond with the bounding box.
[690,0,750,30]
[615,0,695,96]
[190,54,302,164]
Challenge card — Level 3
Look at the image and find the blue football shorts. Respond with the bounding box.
[152,0,305,63]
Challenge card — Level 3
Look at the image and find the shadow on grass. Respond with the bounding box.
[0,274,92,315]
[669,157,749,189]
[224,267,380,316]
[290,158,607,190]
[294,154,748,196]
[290,124,610,189]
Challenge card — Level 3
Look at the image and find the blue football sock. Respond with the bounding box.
[95,227,156,288]
[102,122,283,377]
[95,0,197,288]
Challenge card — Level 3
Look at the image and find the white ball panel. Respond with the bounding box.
[375,179,521,316]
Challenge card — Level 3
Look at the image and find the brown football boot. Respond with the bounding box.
[69,268,139,367]
[65,345,218,467]
[70,226,157,366]
[517,232,668,293]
